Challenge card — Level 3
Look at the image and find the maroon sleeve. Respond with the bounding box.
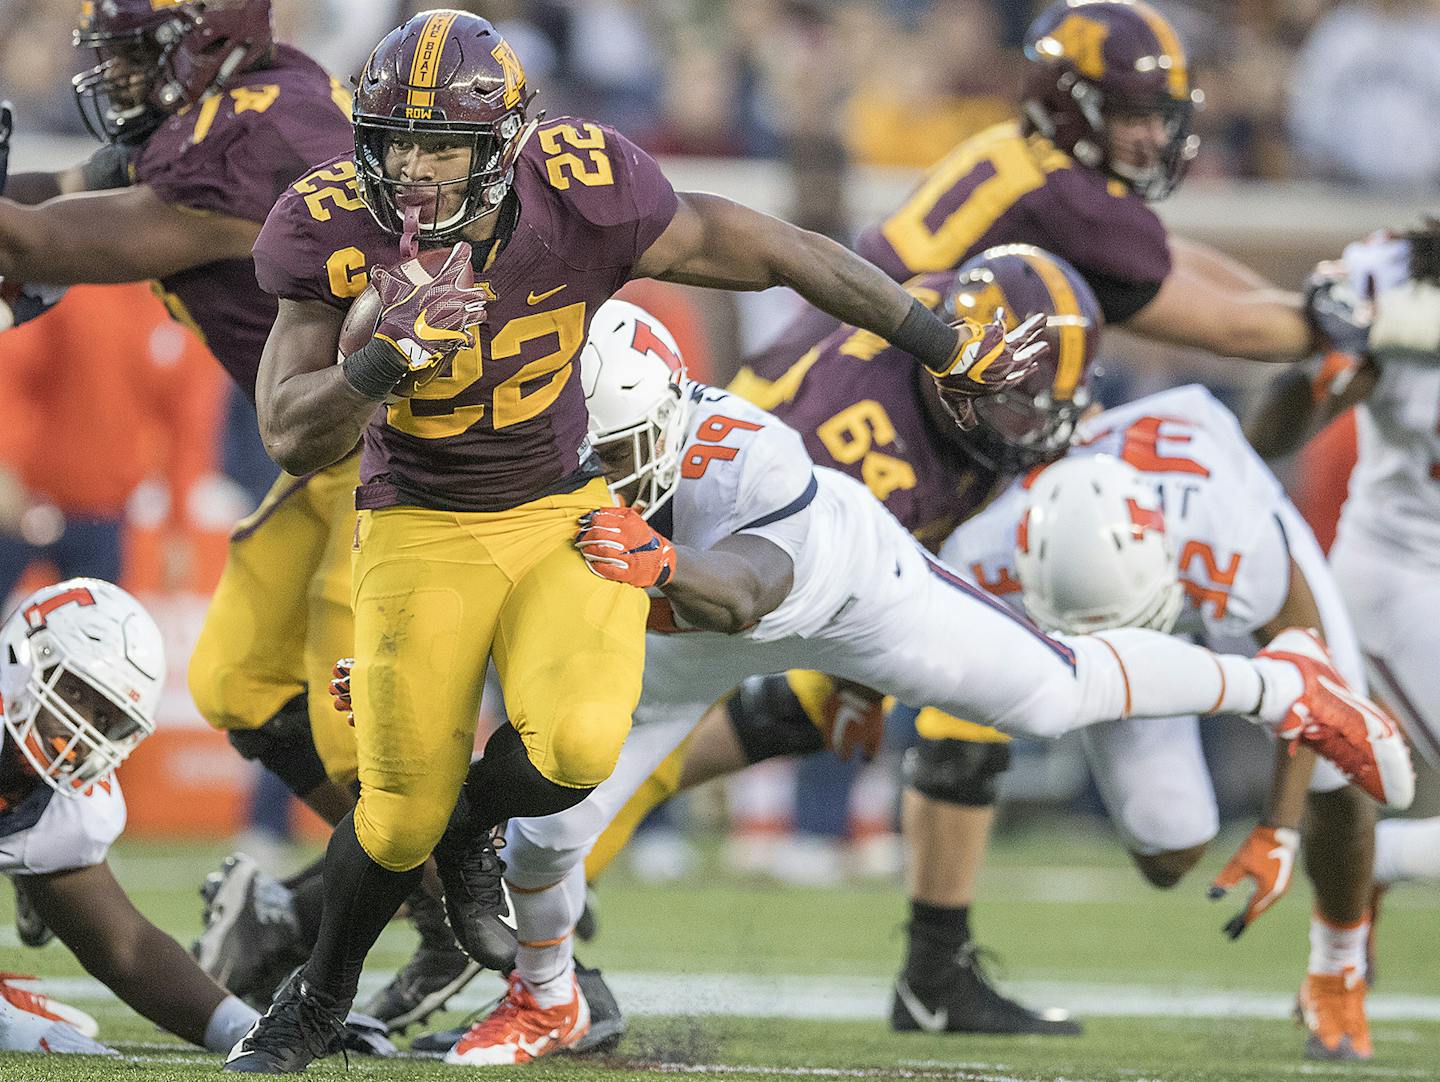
[1025,169,1172,289]
[523,119,677,274]
[251,185,342,306]
[137,102,311,224]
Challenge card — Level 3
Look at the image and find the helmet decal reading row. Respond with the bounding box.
[1021,0,1202,201]
[352,11,538,240]
[1015,455,1184,636]
[580,300,694,520]
[72,0,275,145]
[946,243,1103,475]
[0,578,164,797]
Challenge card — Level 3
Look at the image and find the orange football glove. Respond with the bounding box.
[575,506,676,588]
[826,685,886,762]
[1208,824,1300,939]
[930,309,1049,430]
[330,657,354,726]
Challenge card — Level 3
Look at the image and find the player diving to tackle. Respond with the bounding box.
[720,0,1373,1034]
[0,579,391,1059]
[399,298,1411,1066]
[938,389,1386,1060]
[225,9,1050,1073]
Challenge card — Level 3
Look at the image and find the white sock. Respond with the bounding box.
[1251,658,1305,727]
[511,865,582,1008]
[1308,912,1369,977]
[1374,817,1440,885]
[1085,630,1267,720]
[203,995,260,1053]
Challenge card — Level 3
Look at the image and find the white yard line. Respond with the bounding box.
[22,972,1440,1023]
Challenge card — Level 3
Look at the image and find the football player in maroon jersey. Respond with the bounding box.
[226,9,1046,1073]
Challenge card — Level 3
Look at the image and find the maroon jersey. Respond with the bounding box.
[731,273,999,549]
[136,44,353,400]
[857,121,1170,323]
[253,118,677,512]
[745,120,1171,377]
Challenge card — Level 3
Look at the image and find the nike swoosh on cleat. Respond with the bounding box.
[527,285,567,305]
[894,979,947,1033]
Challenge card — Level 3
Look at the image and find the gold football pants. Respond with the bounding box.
[348,479,647,873]
[188,453,360,783]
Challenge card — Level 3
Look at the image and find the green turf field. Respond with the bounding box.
[2,823,1435,1080]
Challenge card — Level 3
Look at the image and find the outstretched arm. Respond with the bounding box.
[0,184,259,283]
[1126,237,1312,362]
[20,863,229,1048]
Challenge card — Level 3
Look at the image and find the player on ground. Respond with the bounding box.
[225,10,1049,1072]
[723,0,1357,1031]
[0,578,391,1060]
[403,298,1407,1066]
[1247,223,1440,989]
[939,389,1382,1060]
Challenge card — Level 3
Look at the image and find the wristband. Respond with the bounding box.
[341,337,409,400]
[891,297,962,374]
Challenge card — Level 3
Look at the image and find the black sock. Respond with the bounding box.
[302,812,422,1007]
[463,723,595,828]
[281,856,325,893]
[290,871,326,949]
[905,901,972,984]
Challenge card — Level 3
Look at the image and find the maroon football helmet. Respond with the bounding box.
[1021,0,1201,201]
[353,11,537,240]
[944,244,1103,474]
[73,0,274,145]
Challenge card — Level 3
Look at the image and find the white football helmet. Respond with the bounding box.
[0,579,164,796]
[579,299,694,519]
[1014,455,1183,635]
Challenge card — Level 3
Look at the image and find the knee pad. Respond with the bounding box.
[353,793,449,873]
[902,737,1010,807]
[728,674,826,764]
[226,693,329,798]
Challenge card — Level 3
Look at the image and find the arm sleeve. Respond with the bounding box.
[251,190,340,306]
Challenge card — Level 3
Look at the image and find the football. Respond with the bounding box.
[337,246,476,400]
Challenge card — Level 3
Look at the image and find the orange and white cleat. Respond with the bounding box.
[1258,629,1415,810]
[444,970,590,1066]
[1298,968,1372,1061]
[0,974,113,1054]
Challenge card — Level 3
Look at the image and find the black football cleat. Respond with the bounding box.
[193,853,308,1008]
[408,956,624,1056]
[891,944,1082,1036]
[360,886,481,1033]
[12,878,53,948]
[432,809,517,971]
[224,969,348,1074]
[571,958,626,1053]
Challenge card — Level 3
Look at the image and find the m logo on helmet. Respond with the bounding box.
[22,587,97,632]
[492,41,525,110]
[1037,14,1109,81]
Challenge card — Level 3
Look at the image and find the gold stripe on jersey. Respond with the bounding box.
[1133,3,1190,99]
[407,10,459,111]
[1017,249,1086,399]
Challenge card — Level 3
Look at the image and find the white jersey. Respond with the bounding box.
[945,386,1298,643]
[0,731,125,877]
[1335,358,1440,570]
[653,386,901,643]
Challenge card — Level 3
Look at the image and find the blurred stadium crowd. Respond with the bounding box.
[0,0,1434,882]
[9,0,1440,186]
